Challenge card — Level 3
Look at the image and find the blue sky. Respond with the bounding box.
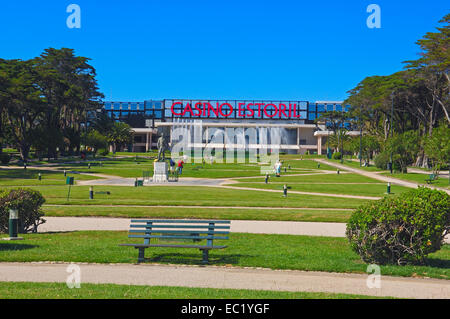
[0,1,448,102]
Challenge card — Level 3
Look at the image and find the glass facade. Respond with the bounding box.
[101,100,350,127]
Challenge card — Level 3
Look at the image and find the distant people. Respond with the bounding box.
[169,159,175,173]
[177,159,184,175]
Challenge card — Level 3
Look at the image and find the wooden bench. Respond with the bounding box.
[119,219,230,264]
[425,174,438,184]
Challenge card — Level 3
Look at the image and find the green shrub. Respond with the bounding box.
[0,153,11,165]
[332,152,342,160]
[374,151,402,171]
[0,188,46,234]
[346,187,449,265]
[98,148,109,156]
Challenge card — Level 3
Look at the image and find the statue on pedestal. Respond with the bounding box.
[157,132,169,162]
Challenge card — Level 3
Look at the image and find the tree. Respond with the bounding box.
[83,129,108,156]
[405,14,450,124]
[0,59,46,162]
[385,131,420,173]
[107,122,133,153]
[424,122,450,175]
[315,111,350,160]
[34,48,104,158]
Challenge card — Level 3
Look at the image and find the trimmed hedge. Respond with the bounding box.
[346,187,449,265]
[0,188,46,234]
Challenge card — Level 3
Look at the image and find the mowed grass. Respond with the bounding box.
[0,231,448,280]
[381,172,449,189]
[6,185,366,209]
[234,173,383,184]
[0,169,101,186]
[229,182,409,197]
[327,159,384,172]
[51,156,306,179]
[43,205,352,223]
[0,282,386,299]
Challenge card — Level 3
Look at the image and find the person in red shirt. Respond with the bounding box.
[177,159,184,175]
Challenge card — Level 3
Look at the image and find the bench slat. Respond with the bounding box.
[129,235,229,240]
[119,244,227,249]
[129,230,229,235]
[130,224,230,230]
[130,220,230,224]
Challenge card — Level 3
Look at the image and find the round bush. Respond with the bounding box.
[0,153,11,165]
[0,188,46,234]
[332,152,342,160]
[346,187,449,265]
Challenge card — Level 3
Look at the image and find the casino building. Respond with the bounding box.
[100,99,356,155]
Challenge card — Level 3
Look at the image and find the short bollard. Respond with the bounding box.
[3,209,24,241]
[88,163,91,169]
[283,185,288,197]
[317,163,320,169]
[135,178,138,187]
[64,170,67,177]
[337,169,340,175]
[38,173,42,181]
[265,174,269,184]
[89,186,94,200]
[387,182,391,194]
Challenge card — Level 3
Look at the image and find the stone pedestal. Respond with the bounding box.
[153,162,168,183]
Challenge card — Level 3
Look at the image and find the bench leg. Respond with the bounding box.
[137,247,145,263]
[201,249,209,265]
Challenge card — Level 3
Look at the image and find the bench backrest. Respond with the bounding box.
[128,220,231,247]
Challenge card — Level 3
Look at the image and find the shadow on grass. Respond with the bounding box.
[0,243,39,251]
[424,258,450,269]
[142,253,249,265]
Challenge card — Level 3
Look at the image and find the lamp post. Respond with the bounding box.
[389,91,395,174]
[359,109,363,167]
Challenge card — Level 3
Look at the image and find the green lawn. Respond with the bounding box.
[7,185,366,209]
[235,173,383,184]
[0,231,448,280]
[229,182,409,197]
[43,205,352,223]
[0,169,102,186]
[381,172,449,189]
[0,282,386,299]
[327,159,384,172]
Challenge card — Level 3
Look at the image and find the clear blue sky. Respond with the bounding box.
[0,1,448,102]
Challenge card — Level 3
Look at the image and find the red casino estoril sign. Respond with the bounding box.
[168,100,307,119]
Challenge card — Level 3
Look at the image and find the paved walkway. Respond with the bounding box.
[0,262,448,299]
[315,159,450,195]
